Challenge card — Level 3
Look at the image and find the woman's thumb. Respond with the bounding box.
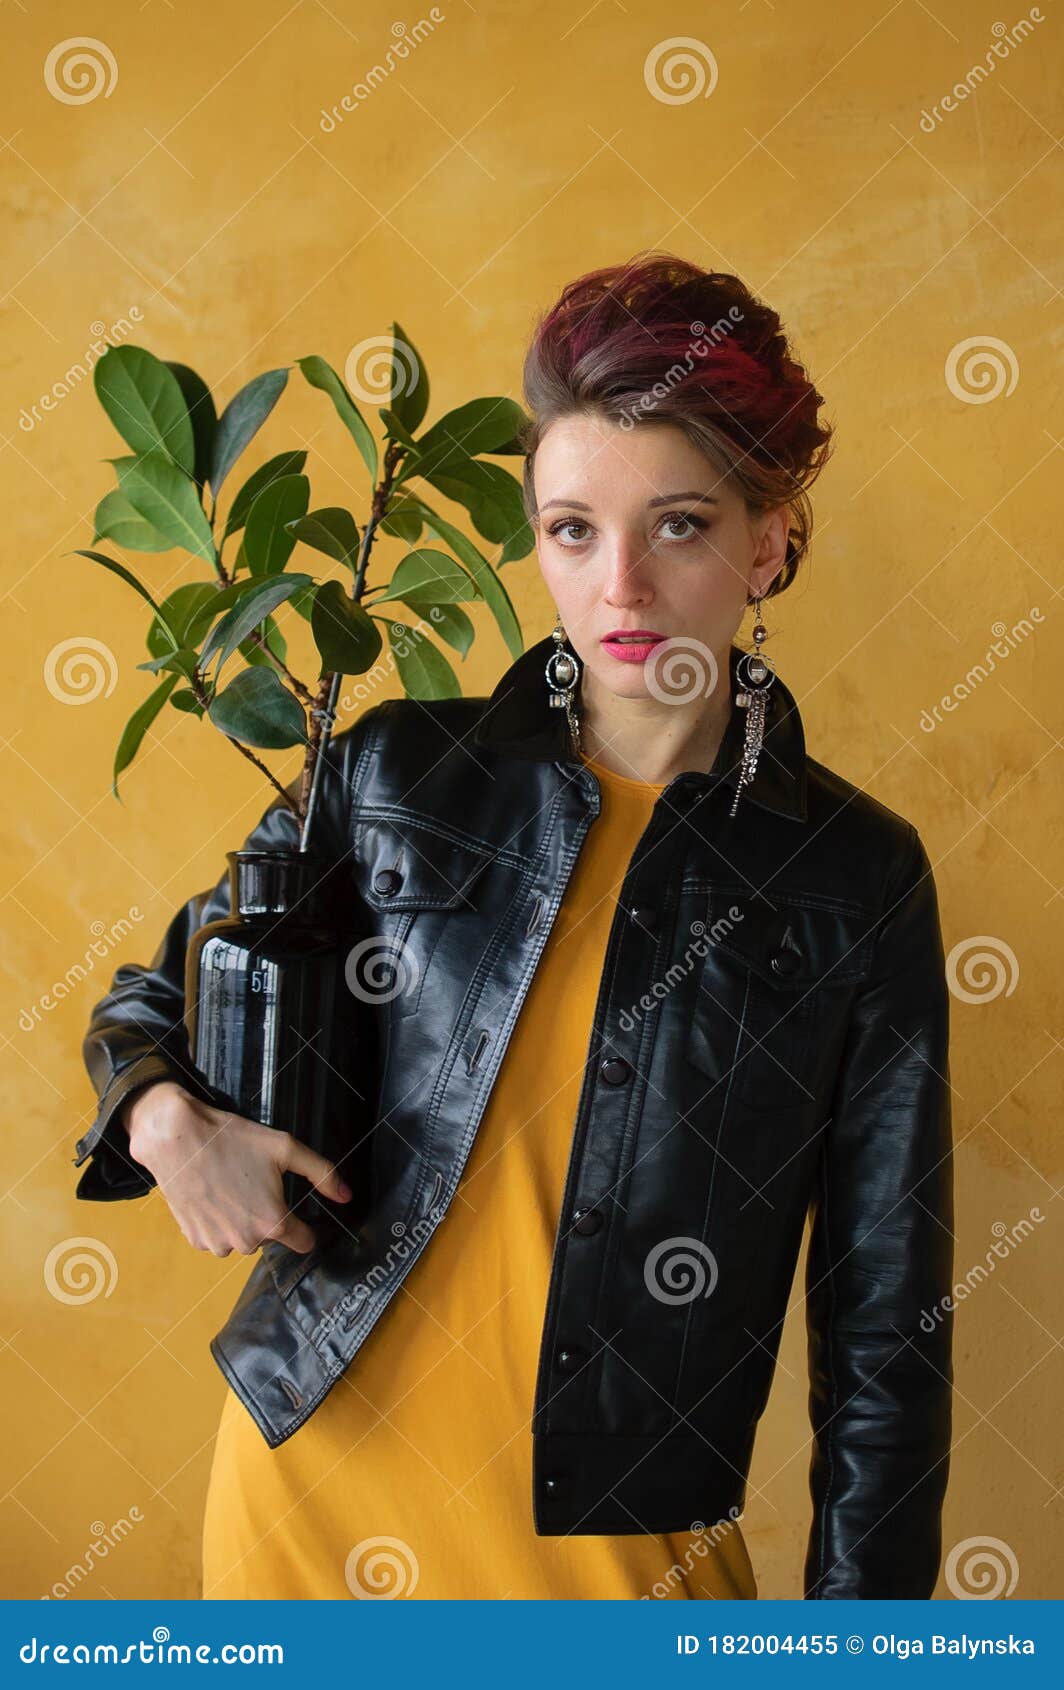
[280,1135,352,1202]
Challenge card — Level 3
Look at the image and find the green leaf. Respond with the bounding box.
[208,667,307,749]
[288,578,319,623]
[399,600,474,659]
[386,320,430,435]
[379,497,424,543]
[69,549,184,651]
[184,577,267,647]
[146,583,219,658]
[239,613,287,668]
[110,451,215,563]
[426,458,534,559]
[376,547,480,605]
[379,408,419,450]
[210,367,289,497]
[200,573,314,673]
[406,498,523,660]
[297,355,378,482]
[286,507,361,568]
[136,647,199,681]
[93,488,172,553]
[311,580,382,675]
[395,396,528,485]
[112,673,180,797]
[169,687,203,716]
[242,473,309,576]
[382,618,461,699]
[223,450,308,541]
[166,361,217,492]
[93,345,195,474]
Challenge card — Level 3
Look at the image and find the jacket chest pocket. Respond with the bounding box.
[689,887,877,1113]
[348,815,499,1019]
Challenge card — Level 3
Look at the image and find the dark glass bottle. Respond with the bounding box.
[183,847,369,1247]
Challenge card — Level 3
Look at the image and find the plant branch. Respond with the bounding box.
[243,628,316,703]
[298,438,406,841]
[190,669,300,816]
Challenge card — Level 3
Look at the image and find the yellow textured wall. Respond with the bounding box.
[2,0,1060,1601]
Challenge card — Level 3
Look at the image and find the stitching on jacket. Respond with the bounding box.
[680,879,876,919]
[815,1145,840,1588]
[413,784,571,1211]
[675,960,750,1410]
[352,805,531,871]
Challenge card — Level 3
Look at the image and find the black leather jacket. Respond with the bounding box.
[75,632,954,1598]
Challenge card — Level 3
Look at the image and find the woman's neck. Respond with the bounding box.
[577,660,735,787]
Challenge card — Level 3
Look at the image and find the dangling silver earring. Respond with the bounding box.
[546,616,583,757]
[729,595,775,818]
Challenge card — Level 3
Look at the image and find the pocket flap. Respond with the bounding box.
[354,817,495,912]
[704,888,877,990]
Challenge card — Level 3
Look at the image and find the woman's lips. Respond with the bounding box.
[600,634,665,664]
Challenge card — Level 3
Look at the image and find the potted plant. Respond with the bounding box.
[73,330,533,1229]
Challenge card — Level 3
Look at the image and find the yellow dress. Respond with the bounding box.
[201,751,757,1600]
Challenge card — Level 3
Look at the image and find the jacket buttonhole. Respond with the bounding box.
[278,1377,304,1410]
[466,1029,490,1074]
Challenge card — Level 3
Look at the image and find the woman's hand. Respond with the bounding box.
[123,1080,352,1257]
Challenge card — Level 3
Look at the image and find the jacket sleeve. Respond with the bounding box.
[804,823,954,1599]
[73,706,385,1203]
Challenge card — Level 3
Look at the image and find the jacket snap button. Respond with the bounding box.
[373,868,403,897]
[572,1207,603,1236]
[630,905,657,932]
[599,1056,632,1085]
[543,1473,568,1493]
[557,1345,583,1371]
[770,947,801,978]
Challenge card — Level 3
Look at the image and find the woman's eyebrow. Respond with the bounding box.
[540,491,721,512]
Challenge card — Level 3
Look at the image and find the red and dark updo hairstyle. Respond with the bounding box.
[519,251,834,601]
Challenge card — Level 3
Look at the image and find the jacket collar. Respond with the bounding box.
[472,632,808,821]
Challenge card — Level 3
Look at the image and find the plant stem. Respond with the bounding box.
[298,438,406,847]
[243,629,316,703]
[190,670,300,816]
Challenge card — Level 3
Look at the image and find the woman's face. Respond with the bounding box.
[532,413,790,699]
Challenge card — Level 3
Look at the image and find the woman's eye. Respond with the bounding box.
[546,513,708,546]
[548,519,590,544]
[661,513,706,540]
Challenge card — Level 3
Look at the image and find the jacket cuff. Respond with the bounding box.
[72,1055,223,1202]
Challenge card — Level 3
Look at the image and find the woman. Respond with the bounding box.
[76,254,954,1600]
